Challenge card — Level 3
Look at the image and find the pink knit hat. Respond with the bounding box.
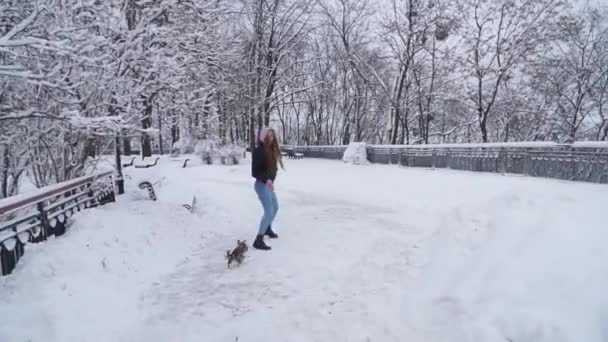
[259,127,270,143]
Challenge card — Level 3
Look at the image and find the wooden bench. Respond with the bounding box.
[138,181,157,201]
[286,150,304,159]
[182,195,197,213]
[170,157,191,168]
[122,157,135,168]
[171,158,190,168]
[134,157,160,169]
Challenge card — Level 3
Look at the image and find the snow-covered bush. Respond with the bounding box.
[218,144,245,165]
[342,142,369,165]
[172,136,195,156]
[176,139,245,165]
[195,139,219,165]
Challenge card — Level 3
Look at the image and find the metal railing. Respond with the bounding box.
[290,143,608,184]
[0,171,116,276]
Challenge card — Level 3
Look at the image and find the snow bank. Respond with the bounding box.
[342,142,369,165]
[0,189,204,342]
[571,141,608,148]
[399,182,608,342]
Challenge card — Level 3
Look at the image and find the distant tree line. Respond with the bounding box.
[1,0,607,197]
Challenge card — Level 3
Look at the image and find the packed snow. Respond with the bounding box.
[342,142,369,165]
[0,156,607,342]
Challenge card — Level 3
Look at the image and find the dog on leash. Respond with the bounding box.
[225,240,248,268]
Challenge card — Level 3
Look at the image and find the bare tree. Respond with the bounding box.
[455,0,563,142]
[533,7,608,141]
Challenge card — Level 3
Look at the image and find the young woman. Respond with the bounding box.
[251,127,284,250]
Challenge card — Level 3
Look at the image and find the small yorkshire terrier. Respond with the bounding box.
[225,240,248,268]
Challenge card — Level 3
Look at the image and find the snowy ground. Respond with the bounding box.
[1,156,607,342]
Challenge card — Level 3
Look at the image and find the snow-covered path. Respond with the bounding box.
[1,157,607,342]
[136,159,420,341]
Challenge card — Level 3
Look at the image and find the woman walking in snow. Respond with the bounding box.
[251,127,283,250]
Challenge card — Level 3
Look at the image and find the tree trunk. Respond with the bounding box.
[277,100,288,144]
[250,107,257,149]
[218,94,227,145]
[83,138,96,158]
[479,115,488,143]
[108,94,123,177]
[342,67,351,145]
[171,114,179,146]
[476,69,488,143]
[1,147,9,199]
[230,117,236,144]
[390,63,409,144]
[194,109,200,131]
[296,109,301,145]
[202,95,211,140]
[158,108,164,155]
[125,0,138,155]
[114,136,124,195]
[141,96,153,158]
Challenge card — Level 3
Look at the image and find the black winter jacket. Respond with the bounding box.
[252,143,277,183]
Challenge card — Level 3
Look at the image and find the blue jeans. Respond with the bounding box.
[254,180,279,235]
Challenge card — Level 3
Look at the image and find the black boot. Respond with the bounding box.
[265,225,278,239]
[253,235,271,250]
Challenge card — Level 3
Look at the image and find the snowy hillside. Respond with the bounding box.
[0,157,606,342]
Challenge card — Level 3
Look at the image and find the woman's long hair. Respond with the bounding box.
[264,128,284,172]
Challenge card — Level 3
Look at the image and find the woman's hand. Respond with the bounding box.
[266,180,274,192]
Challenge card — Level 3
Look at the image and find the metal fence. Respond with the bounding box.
[0,172,116,276]
[289,143,608,184]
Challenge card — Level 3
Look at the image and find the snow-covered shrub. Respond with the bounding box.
[217,144,243,165]
[195,139,219,165]
[218,146,230,165]
[172,136,195,156]
[190,140,245,165]
[342,142,369,165]
[229,144,245,164]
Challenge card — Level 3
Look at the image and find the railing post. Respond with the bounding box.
[570,146,576,181]
[109,174,117,203]
[499,148,506,174]
[36,201,50,241]
[523,149,530,176]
